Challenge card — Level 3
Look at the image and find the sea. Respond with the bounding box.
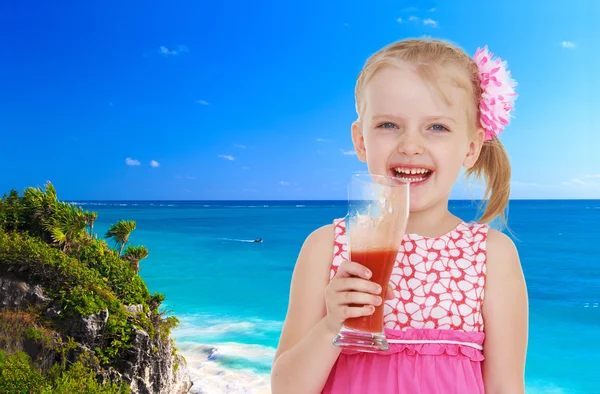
[76,199,599,394]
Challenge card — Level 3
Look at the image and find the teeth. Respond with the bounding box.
[392,167,432,183]
[396,176,426,183]
[393,167,431,175]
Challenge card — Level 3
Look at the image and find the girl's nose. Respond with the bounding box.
[397,131,425,156]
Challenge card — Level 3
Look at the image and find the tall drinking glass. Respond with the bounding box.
[332,172,410,352]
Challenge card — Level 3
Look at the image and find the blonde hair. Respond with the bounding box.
[354,37,512,227]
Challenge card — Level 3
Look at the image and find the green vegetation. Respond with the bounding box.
[0,182,180,393]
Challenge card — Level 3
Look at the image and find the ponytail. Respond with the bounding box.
[465,138,511,228]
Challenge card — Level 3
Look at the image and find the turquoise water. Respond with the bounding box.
[80,200,599,393]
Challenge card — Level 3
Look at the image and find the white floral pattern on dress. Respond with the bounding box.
[330,218,488,333]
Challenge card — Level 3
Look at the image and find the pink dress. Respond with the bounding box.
[322,218,488,394]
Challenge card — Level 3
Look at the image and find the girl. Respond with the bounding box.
[271,38,528,394]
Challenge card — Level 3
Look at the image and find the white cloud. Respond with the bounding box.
[561,41,576,49]
[234,144,247,149]
[218,155,235,161]
[196,100,209,105]
[241,166,250,170]
[404,15,437,27]
[159,45,189,56]
[428,7,436,11]
[316,138,329,142]
[561,177,599,186]
[423,18,438,27]
[159,46,177,56]
[126,158,141,166]
[279,181,291,186]
[341,149,356,156]
[150,160,160,168]
[317,149,326,155]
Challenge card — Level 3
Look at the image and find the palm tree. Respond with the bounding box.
[22,181,59,240]
[45,201,87,253]
[104,220,136,256]
[83,211,98,236]
[0,189,24,232]
[122,245,149,274]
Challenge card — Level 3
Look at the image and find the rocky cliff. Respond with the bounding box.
[0,274,193,394]
[0,183,193,393]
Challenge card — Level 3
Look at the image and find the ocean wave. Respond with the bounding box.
[173,315,283,339]
[179,342,273,394]
[67,202,110,206]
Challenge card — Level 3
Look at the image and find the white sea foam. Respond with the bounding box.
[171,315,280,393]
[178,342,273,394]
[173,315,283,339]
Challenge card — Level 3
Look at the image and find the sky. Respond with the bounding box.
[1,0,598,200]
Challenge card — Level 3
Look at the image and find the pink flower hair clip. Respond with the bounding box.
[474,46,518,141]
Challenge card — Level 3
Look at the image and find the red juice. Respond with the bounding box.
[344,248,398,333]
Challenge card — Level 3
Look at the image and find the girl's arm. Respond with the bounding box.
[481,229,529,394]
[270,224,342,394]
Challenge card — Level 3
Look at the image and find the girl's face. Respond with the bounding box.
[351,64,485,213]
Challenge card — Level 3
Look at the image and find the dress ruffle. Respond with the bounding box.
[340,328,485,362]
[322,328,485,394]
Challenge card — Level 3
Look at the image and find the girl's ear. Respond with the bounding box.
[351,121,367,162]
[463,127,485,168]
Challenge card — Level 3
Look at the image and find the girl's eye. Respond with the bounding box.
[378,122,398,129]
[430,124,450,132]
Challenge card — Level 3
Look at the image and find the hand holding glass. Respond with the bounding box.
[332,173,410,352]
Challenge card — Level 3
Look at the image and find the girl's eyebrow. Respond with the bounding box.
[371,113,405,121]
[423,115,458,124]
[371,113,457,124]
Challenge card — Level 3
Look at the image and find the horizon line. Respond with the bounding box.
[64,198,600,202]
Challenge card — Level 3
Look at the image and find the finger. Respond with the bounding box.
[340,305,376,319]
[335,260,372,279]
[335,291,382,307]
[385,284,395,300]
[331,277,381,295]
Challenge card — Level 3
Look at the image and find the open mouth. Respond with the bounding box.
[391,167,433,185]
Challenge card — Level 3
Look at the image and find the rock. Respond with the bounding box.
[97,367,123,386]
[46,306,61,318]
[208,348,220,360]
[66,309,109,347]
[119,327,192,394]
[125,304,144,314]
[62,310,192,394]
[0,275,50,308]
